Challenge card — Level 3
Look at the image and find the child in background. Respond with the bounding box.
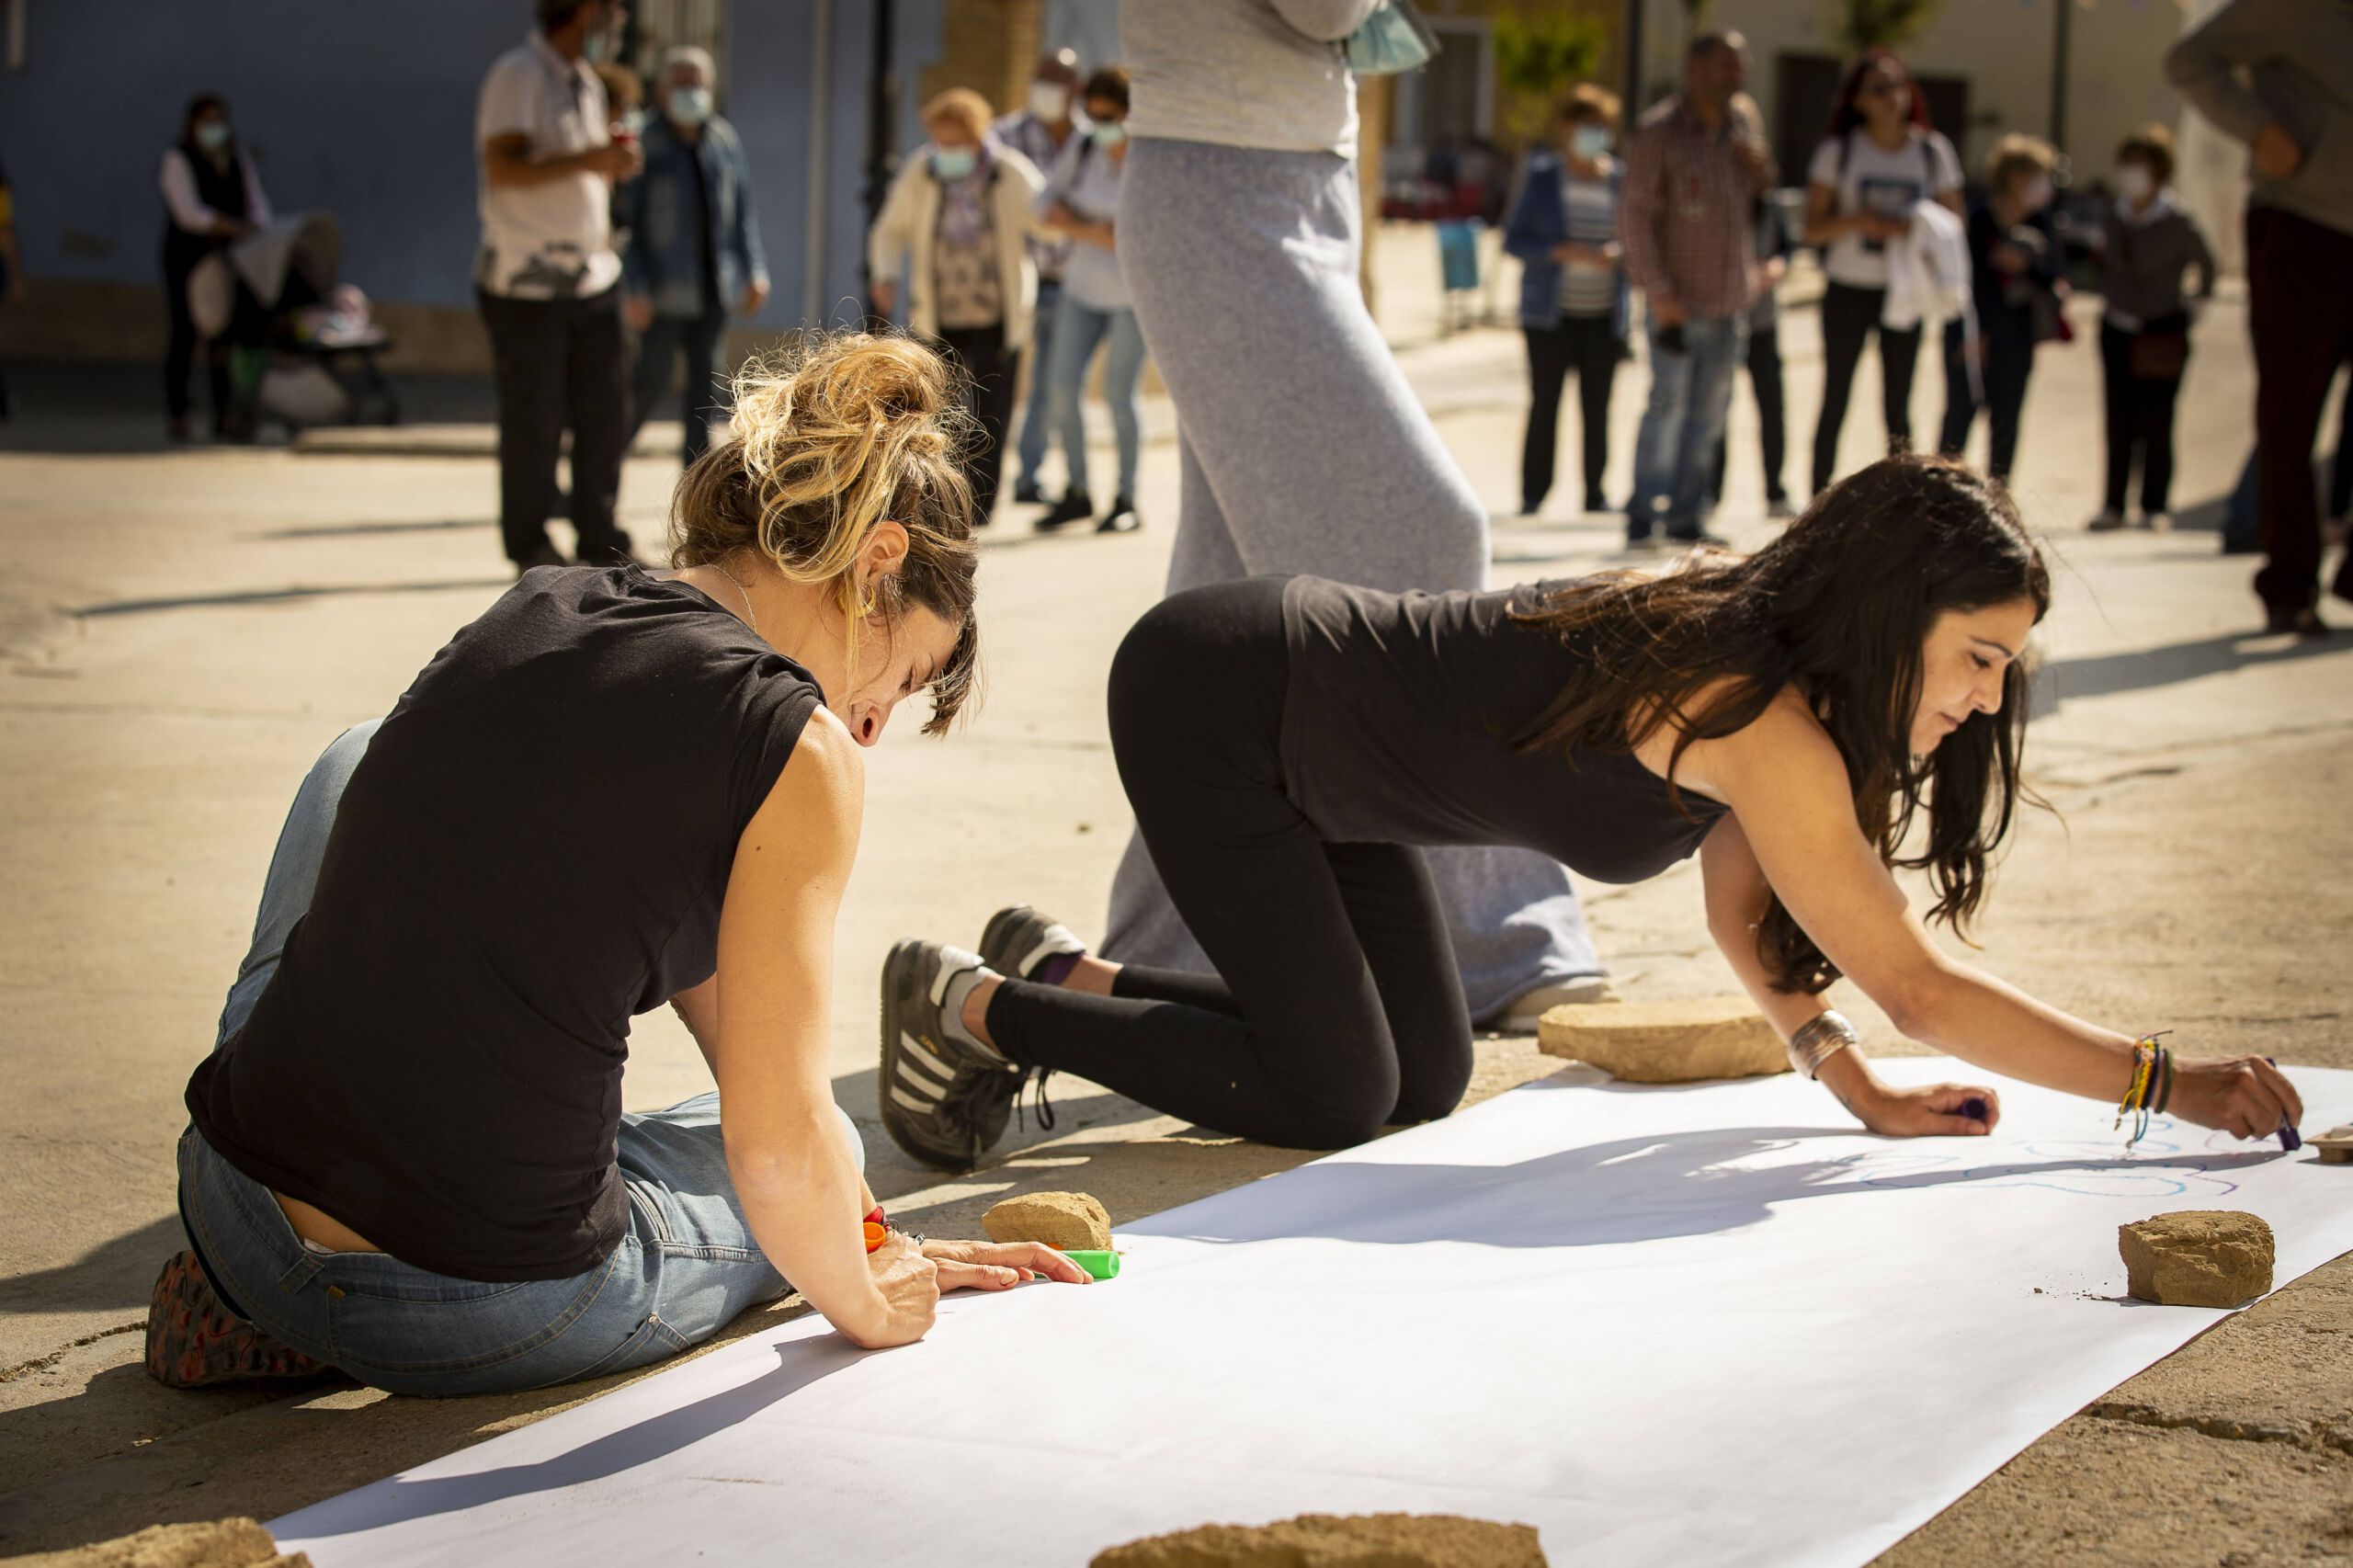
[1937,134,2066,487]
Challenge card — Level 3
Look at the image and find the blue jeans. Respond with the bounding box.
[1015,278,1064,486]
[176,721,865,1397]
[1628,312,1745,540]
[1048,291,1147,501]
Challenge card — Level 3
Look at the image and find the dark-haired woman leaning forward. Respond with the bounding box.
[157,335,1088,1397]
[881,456,2302,1167]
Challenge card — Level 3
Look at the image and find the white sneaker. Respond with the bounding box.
[2140,511,2174,532]
[2087,509,2127,532]
[1492,975,1622,1034]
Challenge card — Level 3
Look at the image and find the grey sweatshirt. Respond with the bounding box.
[1122,0,1382,157]
[2097,195,2218,329]
[2166,0,2353,238]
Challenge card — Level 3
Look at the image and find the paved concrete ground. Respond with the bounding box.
[3,229,2350,1561]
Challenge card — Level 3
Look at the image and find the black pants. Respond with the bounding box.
[479,286,631,566]
[2247,205,2353,610]
[1938,320,2036,483]
[1520,315,1620,509]
[1710,320,1789,506]
[933,324,1017,523]
[2333,361,2353,521]
[2097,319,2188,516]
[164,255,231,426]
[1812,280,1921,494]
[986,577,1472,1150]
[629,309,727,467]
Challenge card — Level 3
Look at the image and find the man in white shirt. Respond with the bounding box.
[476,0,643,573]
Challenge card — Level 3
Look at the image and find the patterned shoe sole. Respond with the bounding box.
[977,905,1085,983]
[879,941,1003,1171]
[144,1250,331,1388]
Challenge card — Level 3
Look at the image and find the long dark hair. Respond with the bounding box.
[1510,455,2050,994]
[179,93,231,154]
[1826,49,1928,142]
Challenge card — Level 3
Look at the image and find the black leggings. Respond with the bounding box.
[1811,280,1922,494]
[1520,315,1620,508]
[985,577,1472,1149]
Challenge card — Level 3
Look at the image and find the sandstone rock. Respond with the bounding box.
[1092,1512,1546,1567]
[8,1517,311,1568]
[2120,1210,2275,1308]
[1537,997,1787,1084]
[983,1190,1113,1251]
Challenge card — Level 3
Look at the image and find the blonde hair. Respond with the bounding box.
[1563,83,1621,129]
[922,88,993,144]
[1985,132,2057,194]
[670,333,982,735]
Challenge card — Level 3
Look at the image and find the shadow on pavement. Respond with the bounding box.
[2032,626,2353,714]
[71,578,513,619]
[253,517,494,541]
[0,1214,183,1318]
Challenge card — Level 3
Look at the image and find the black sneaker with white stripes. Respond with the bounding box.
[879,940,1023,1170]
[977,905,1087,983]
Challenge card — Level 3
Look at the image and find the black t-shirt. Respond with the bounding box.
[187,566,823,1281]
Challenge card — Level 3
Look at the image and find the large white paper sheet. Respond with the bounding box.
[276,1059,2353,1568]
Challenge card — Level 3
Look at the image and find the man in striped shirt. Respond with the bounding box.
[1618,31,1771,548]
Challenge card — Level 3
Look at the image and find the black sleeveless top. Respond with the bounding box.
[187,567,823,1282]
[1279,576,1727,881]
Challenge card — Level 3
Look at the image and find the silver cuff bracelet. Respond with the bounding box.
[1787,1010,1859,1080]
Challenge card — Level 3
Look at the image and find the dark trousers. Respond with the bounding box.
[164,256,231,426]
[989,577,1472,1150]
[934,323,1017,522]
[2247,205,2353,609]
[479,286,631,566]
[1520,315,1620,508]
[629,310,727,467]
[1710,320,1790,506]
[2097,319,2188,516]
[1812,280,1922,494]
[1938,320,2036,483]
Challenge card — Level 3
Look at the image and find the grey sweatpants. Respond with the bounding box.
[1099,136,1603,1022]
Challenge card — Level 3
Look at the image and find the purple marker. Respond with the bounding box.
[1961,1096,1988,1124]
[2265,1059,2302,1152]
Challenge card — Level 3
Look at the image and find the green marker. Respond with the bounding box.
[1057,1249,1120,1281]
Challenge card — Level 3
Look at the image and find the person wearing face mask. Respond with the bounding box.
[1032,68,1147,535]
[1935,135,2065,489]
[1802,49,1964,496]
[1503,85,1631,519]
[474,0,645,574]
[867,90,1045,523]
[996,51,1088,507]
[159,94,273,442]
[2089,125,2216,534]
[621,47,771,469]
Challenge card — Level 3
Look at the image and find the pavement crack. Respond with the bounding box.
[2086,1401,2352,1453]
[0,1320,145,1384]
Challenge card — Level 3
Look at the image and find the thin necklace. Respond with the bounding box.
[711,562,760,639]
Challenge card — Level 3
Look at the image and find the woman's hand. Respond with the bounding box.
[1848,1075,2001,1138]
[839,1233,939,1350]
[921,1238,1094,1290]
[2168,1056,2303,1142]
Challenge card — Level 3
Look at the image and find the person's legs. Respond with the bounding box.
[1937,319,1978,463]
[677,311,728,466]
[1628,317,1695,540]
[1876,319,1923,452]
[1749,321,1787,504]
[164,262,199,425]
[480,290,568,565]
[939,324,1016,521]
[1014,278,1063,496]
[1811,282,1876,493]
[627,313,685,456]
[563,287,632,562]
[2098,322,2136,514]
[1520,324,1574,511]
[2139,361,2188,517]
[1984,336,2034,483]
[2247,205,2352,614]
[2330,361,2353,522]
[1047,292,1109,500]
[1665,315,1741,537]
[1567,314,1620,508]
[1100,307,1149,503]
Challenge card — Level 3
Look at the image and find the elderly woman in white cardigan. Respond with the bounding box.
[869,88,1044,521]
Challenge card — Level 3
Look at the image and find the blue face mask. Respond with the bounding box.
[195,120,233,153]
[932,147,978,181]
[1091,122,1127,149]
[1571,125,1611,160]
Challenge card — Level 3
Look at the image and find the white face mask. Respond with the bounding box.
[1029,81,1071,122]
[2116,164,2154,202]
[668,85,713,128]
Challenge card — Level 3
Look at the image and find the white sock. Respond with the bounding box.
[936,949,1006,1062]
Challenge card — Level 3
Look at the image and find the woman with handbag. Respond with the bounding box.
[2089,125,2217,533]
[1936,135,2065,488]
[1100,0,1614,1032]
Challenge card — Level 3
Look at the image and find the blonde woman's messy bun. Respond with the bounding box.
[670,331,981,733]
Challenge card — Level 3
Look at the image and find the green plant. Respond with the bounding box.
[1835,0,1946,52]
[1494,7,1607,147]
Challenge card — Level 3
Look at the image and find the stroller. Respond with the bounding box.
[188,211,400,437]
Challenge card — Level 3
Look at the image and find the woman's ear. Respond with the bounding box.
[864,520,913,577]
